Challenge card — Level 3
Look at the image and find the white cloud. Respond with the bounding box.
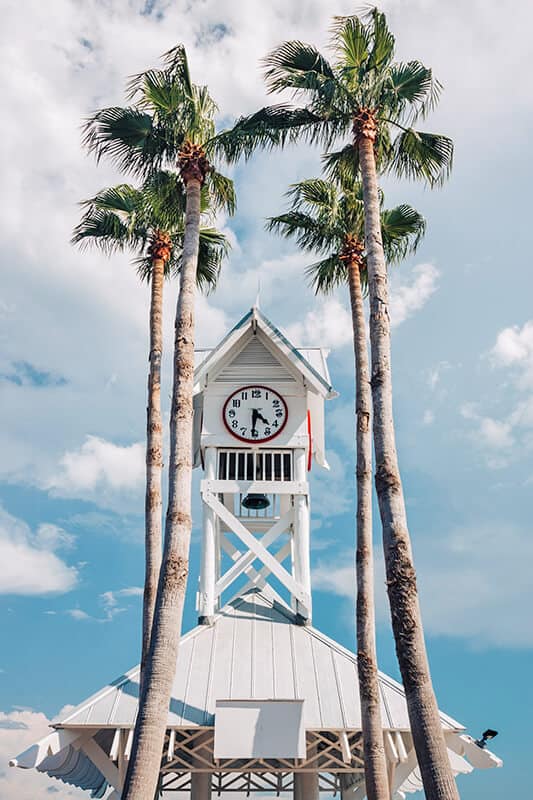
[313,519,533,649]
[491,320,533,388]
[285,263,440,352]
[286,299,352,349]
[66,586,143,623]
[390,264,440,328]
[44,436,146,511]
[0,708,85,799]
[0,508,77,596]
[422,409,435,425]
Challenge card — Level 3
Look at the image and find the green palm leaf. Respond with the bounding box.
[390,128,453,185]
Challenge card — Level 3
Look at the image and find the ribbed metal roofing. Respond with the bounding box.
[58,590,462,732]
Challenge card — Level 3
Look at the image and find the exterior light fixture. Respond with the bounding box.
[475,729,498,749]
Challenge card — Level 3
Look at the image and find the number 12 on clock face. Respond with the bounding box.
[223,385,288,443]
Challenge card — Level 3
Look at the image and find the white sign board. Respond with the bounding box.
[214,699,305,759]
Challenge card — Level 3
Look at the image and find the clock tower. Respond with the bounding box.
[193,305,336,624]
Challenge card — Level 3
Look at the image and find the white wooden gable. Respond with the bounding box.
[193,307,336,468]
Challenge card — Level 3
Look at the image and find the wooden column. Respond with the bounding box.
[198,447,217,623]
[294,771,319,800]
[191,771,212,800]
[293,448,311,622]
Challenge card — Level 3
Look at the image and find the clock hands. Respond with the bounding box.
[251,408,269,436]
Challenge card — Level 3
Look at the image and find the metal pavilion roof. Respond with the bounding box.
[11,589,502,798]
[57,589,460,731]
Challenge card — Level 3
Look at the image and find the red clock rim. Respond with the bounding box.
[222,384,288,443]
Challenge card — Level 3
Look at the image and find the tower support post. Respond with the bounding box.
[294,771,319,800]
[191,772,212,800]
[198,447,217,624]
[293,448,311,622]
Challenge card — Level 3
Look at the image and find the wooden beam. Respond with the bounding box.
[81,737,121,791]
[203,494,308,604]
[215,509,293,594]
[202,479,308,496]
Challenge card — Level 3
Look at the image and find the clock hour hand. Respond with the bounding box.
[251,408,259,436]
[251,408,269,435]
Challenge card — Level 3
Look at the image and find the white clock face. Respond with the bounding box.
[223,385,288,443]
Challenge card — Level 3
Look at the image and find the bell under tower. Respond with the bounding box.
[193,305,336,625]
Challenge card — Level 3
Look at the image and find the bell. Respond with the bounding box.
[242,493,270,511]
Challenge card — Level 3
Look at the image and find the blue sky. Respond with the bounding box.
[1,0,532,797]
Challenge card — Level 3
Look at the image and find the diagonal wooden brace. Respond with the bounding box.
[204,493,308,605]
[216,508,294,595]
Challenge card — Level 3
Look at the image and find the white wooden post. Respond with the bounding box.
[199,447,217,624]
[293,448,311,622]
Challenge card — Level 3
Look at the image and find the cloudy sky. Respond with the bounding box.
[1,0,531,797]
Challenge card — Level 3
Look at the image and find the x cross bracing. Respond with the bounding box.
[200,476,311,616]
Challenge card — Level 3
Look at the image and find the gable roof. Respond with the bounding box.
[194,307,336,399]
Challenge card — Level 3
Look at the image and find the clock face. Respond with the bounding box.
[223,385,288,443]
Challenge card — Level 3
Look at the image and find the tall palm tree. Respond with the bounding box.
[269,177,425,800]
[218,10,457,800]
[71,172,229,691]
[82,46,235,800]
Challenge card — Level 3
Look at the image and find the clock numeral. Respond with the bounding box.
[251,429,259,439]
[275,409,283,418]
[241,391,248,400]
[232,399,241,408]
[231,420,238,429]
[240,427,247,435]
[251,389,261,398]
[264,427,271,436]
[228,409,235,418]
[272,420,279,428]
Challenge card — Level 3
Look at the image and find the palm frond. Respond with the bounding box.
[330,15,370,70]
[322,143,360,185]
[267,211,339,254]
[215,104,349,163]
[390,128,453,186]
[81,184,142,215]
[162,44,193,97]
[388,61,441,120]
[82,106,170,177]
[71,207,146,255]
[366,8,395,70]
[380,203,426,263]
[263,41,335,97]
[206,169,236,216]
[305,254,346,294]
[286,178,339,216]
[169,226,230,292]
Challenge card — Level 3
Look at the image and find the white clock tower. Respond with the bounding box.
[12,304,502,799]
[193,305,336,625]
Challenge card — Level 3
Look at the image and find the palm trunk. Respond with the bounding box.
[358,136,459,800]
[348,260,389,800]
[141,256,164,690]
[122,177,202,800]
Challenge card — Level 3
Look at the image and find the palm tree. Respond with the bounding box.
[71,172,229,692]
[269,177,425,800]
[82,46,235,800]
[218,10,457,799]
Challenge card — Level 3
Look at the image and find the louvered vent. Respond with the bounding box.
[214,336,296,383]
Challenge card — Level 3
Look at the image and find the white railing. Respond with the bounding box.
[216,449,293,520]
[217,449,293,482]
